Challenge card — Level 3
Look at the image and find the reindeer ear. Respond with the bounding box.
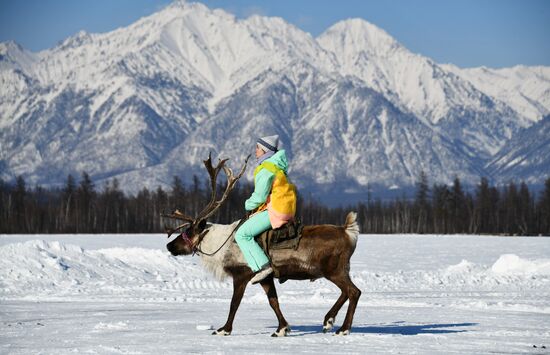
[197,219,207,232]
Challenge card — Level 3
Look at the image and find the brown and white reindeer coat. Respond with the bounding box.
[165,155,361,336]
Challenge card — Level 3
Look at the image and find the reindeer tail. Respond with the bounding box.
[344,211,360,247]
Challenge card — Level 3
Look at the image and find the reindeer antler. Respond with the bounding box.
[195,153,250,223]
[161,154,250,236]
[160,209,195,238]
[164,209,195,222]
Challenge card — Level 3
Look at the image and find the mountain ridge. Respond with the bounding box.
[1,0,548,199]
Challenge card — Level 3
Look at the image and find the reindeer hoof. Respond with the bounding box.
[271,325,291,337]
[323,318,334,333]
[334,328,350,336]
[212,328,231,336]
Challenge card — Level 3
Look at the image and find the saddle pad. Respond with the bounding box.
[255,218,304,252]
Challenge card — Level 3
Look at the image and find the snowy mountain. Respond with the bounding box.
[317,19,526,159]
[443,64,550,123]
[486,115,550,184]
[1,0,548,198]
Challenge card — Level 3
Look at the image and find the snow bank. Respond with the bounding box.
[0,240,230,301]
[1,240,549,302]
[491,254,550,276]
[352,254,550,293]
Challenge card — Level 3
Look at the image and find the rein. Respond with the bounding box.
[192,217,248,257]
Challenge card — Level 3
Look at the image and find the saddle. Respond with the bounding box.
[254,218,304,253]
[233,217,304,283]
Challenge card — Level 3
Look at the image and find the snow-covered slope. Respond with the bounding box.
[105,63,486,192]
[443,64,550,122]
[0,0,548,196]
[318,19,526,158]
[486,115,550,184]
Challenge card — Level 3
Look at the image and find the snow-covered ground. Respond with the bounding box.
[1,233,549,354]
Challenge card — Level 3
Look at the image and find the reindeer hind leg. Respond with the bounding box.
[328,273,361,336]
[322,291,348,333]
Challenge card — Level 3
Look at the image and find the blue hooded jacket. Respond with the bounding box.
[245,150,289,211]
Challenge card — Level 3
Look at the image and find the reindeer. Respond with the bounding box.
[165,155,361,336]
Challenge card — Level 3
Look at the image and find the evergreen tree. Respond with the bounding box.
[134,187,152,232]
[432,183,450,233]
[450,177,468,233]
[13,176,27,233]
[170,176,186,211]
[474,177,492,234]
[518,182,532,235]
[61,174,76,232]
[503,182,519,235]
[0,178,8,232]
[537,178,550,234]
[153,186,169,231]
[490,185,500,232]
[0,170,548,235]
[76,172,96,232]
[414,170,430,233]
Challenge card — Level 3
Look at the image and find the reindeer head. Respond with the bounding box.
[165,154,249,256]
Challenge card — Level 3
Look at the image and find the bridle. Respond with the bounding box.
[179,229,194,249]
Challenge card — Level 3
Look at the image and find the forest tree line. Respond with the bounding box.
[0,172,549,235]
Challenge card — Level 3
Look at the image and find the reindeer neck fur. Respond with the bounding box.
[196,220,245,281]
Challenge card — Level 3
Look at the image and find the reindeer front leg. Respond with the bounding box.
[213,273,251,336]
[260,276,290,337]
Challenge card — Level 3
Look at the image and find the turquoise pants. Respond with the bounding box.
[235,210,271,272]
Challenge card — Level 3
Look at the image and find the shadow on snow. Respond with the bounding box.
[272,322,478,336]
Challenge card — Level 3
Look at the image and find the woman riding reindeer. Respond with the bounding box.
[165,150,361,336]
[236,135,297,284]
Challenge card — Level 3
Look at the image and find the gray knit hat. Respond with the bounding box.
[257,135,279,152]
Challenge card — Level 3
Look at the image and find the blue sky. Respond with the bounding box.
[0,0,548,68]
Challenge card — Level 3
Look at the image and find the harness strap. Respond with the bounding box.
[193,217,248,256]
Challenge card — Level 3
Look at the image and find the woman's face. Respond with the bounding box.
[255,145,266,159]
